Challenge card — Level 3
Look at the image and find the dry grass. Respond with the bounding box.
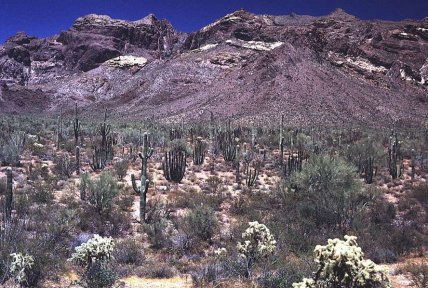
[121,275,193,288]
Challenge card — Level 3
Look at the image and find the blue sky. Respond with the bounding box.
[1,0,427,43]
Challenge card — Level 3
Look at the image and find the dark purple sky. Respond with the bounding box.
[1,0,427,43]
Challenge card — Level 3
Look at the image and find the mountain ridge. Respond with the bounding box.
[0,9,427,126]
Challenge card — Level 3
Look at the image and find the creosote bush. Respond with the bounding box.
[184,205,217,242]
[86,172,119,215]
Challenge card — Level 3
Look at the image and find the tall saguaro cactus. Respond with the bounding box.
[5,167,13,221]
[138,133,154,184]
[98,109,111,155]
[73,103,81,146]
[131,175,150,223]
[388,130,402,179]
[75,146,81,175]
[56,109,63,150]
[279,114,284,150]
[235,144,241,189]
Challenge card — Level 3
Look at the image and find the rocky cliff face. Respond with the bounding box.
[0,9,427,126]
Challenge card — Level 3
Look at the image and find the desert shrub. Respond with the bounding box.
[113,159,128,180]
[86,172,119,215]
[344,137,383,173]
[27,180,55,204]
[390,223,425,256]
[53,153,75,179]
[237,221,276,278]
[258,262,312,288]
[168,138,192,154]
[284,154,373,231]
[78,204,131,236]
[169,189,223,211]
[184,205,217,243]
[144,201,170,249]
[115,187,135,212]
[139,262,177,279]
[292,235,390,288]
[411,182,428,205]
[205,176,223,194]
[84,262,117,288]
[402,260,428,288]
[113,238,144,265]
[190,254,247,286]
[0,207,77,286]
[0,131,26,166]
[29,142,46,158]
[27,163,50,182]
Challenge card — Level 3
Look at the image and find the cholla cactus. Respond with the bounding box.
[214,247,227,259]
[9,252,35,285]
[68,235,115,268]
[237,221,276,278]
[292,235,390,288]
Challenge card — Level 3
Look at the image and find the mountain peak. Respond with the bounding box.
[327,8,357,20]
[134,13,158,25]
[6,31,37,45]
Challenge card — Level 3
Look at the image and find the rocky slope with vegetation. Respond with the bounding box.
[0,9,427,126]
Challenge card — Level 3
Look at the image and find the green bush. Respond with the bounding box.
[113,238,144,265]
[144,202,169,249]
[285,154,374,231]
[184,205,217,242]
[53,153,75,179]
[86,172,119,215]
[402,260,428,288]
[113,159,128,181]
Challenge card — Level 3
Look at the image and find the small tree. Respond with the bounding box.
[237,221,276,278]
[292,235,390,288]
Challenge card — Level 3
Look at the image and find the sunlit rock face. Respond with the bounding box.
[0,9,427,126]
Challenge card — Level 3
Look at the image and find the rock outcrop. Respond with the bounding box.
[0,9,427,126]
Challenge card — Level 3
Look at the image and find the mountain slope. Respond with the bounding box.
[0,9,427,126]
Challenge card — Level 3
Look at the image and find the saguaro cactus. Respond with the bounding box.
[131,175,150,223]
[75,146,80,175]
[56,110,63,150]
[364,156,375,184]
[73,103,81,146]
[388,131,402,179]
[98,109,111,158]
[235,144,241,188]
[279,114,284,150]
[5,167,13,221]
[138,133,154,184]
[279,137,284,165]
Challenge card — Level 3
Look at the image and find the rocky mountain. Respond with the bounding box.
[0,9,427,126]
